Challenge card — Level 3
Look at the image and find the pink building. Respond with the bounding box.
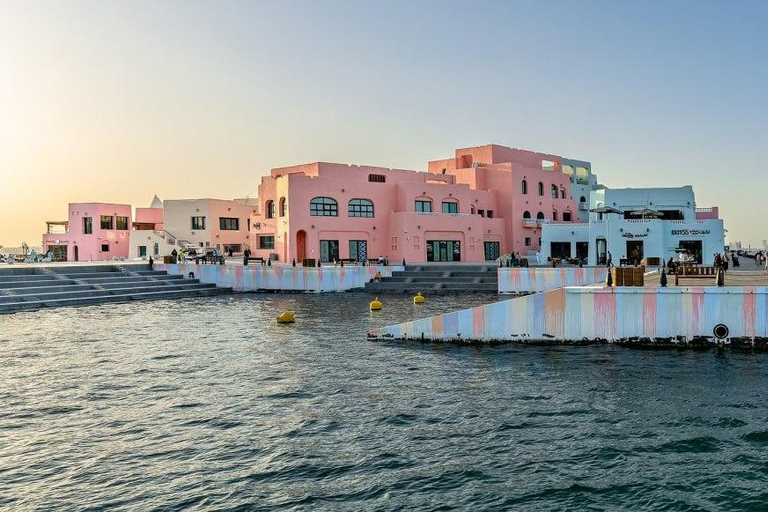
[42,203,132,261]
[428,144,580,255]
[248,144,587,263]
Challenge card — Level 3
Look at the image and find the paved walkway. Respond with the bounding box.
[643,268,768,287]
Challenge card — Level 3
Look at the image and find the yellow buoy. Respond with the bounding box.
[276,311,295,324]
[413,292,426,304]
[369,297,383,311]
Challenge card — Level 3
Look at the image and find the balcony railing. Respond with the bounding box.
[578,203,589,211]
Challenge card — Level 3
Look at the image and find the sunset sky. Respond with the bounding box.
[2,0,768,248]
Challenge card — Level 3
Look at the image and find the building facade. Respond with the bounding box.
[42,203,132,261]
[540,186,725,266]
[248,144,593,263]
[129,197,258,258]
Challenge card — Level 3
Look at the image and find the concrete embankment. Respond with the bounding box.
[158,263,403,292]
[368,285,768,348]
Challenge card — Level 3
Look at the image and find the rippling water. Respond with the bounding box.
[3,293,768,510]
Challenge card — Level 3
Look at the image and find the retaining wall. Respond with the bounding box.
[158,264,402,292]
[368,286,768,344]
[497,267,608,293]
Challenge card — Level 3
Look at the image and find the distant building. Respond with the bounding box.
[42,203,132,261]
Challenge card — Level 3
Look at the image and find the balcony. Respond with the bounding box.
[578,202,589,211]
[522,219,539,228]
[46,221,68,235]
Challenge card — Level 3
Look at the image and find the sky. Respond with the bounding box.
[1,0,767,247]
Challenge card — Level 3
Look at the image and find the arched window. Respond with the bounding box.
[348,198,374,218]
[521,179,528,195]
[441,200,458,214]
[537,211,545,220]
[552,210,558,221]
[279,197,287,217]
[580,196,586,203]
[523,211,531,219]
[266,200,275,219]
[560,188,566,199]
[551,184,558,198]
[415,198,432,213]
[310,197,338,216]
[538,182,544,196]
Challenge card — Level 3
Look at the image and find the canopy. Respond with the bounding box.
[589,206,623,214]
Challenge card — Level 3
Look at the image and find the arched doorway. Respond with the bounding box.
[296,230,306,261]
[74,246,79,262]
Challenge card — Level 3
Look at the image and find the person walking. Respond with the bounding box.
[148,255,154,271]
[606,251,613,267]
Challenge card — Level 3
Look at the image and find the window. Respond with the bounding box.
[266,200,275,219]
[523,211,531,219]
[310,197,338,216]
[525,237,531,247]
[441,201,458,214]
[560,189,566,199]
[348,199,374,218]
[542,159,556,171]
[191,216,206,230]
[552,210,558,221]
[259,236,275,249]
[83,217,93,235]
[368,174,386,183]
[101,243,110,252]
[279,197,287,217]
[116,216,129,230]
[478,209,485,217]
[100,216,113,230]
[563,211,572,221]
[551,184,558,198]
[538,182,544,196]
[521,179,528,195]
[487,210,494,218]
[415,200,432,213]
[580,196,587,203]
[537,212,545,220]
[219,217,240,230]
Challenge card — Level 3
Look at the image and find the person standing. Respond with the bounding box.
[148,255,154,271]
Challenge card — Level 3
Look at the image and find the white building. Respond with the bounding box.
[541,186,725,266]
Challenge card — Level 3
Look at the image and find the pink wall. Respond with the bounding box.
[695,206,720,220]
[135,207,164,227]
[42,203,132,261]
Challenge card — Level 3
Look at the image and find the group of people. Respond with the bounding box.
[752,251,768,268]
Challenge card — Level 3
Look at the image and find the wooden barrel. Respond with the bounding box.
[633,267,644,286]
[611,267,625,286]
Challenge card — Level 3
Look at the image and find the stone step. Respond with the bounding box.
[72,274,183,284]
[2,283,91,294]
[0,274,56,283]
[366,281,499,292]
[0,286,229,314]
[46,267,125,275]
[0,282,216,304]
[0,278,73,289]
[382,276,498,284]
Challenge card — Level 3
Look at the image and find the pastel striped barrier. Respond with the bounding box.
[159,264,402,292]
[498,267,608,293]
[368,286,768,344]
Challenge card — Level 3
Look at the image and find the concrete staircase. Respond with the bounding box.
[0,264,230,314]
[365,264,498,294]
